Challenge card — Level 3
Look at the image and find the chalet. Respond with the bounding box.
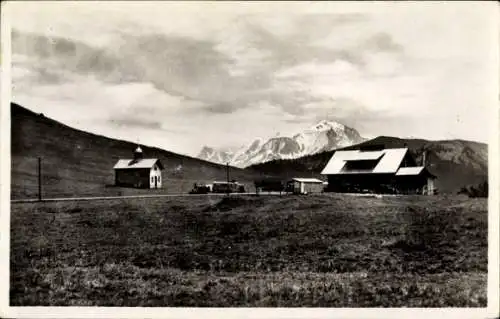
[113,146,164,189]
[321,146,436,195]
[287,178,325,194]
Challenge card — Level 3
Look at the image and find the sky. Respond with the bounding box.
[7,1,498,157]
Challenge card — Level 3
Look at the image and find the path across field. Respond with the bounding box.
[10,191,288,203]
[10,191,415,204]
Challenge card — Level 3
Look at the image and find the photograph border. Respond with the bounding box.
[1,1,499,318]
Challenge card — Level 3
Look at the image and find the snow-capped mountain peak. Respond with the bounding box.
[309,120,345,132]
[197,120,366,168]
[198,146,234,164]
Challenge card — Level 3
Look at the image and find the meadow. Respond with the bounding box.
[10,194,487,307]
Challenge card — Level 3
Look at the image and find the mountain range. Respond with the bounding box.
[198,120,366,168]
[11,102,488,197]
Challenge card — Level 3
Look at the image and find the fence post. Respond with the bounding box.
[38,157,42,201]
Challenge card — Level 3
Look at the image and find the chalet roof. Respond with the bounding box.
[292,178,324,183]
[113,158,163,170]
[396,166,436,178]
[321,148,409,175]
[395,167,424,176]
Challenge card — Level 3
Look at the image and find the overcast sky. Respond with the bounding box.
[8,2,497,156]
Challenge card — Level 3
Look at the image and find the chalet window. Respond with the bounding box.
[158,176,161,183]
[151,177,154,183]
[400,154,415,168]
[342,159,379,172]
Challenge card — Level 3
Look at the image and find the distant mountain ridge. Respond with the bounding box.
[247,135,488,194]
[198,120,366,168]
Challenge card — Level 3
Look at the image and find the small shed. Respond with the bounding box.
[113,146,164,189]
[288,178,325,194]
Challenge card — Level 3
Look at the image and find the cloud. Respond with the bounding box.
[12,29,126,81]
[12,29,236,99]
[108,117,163,130]
[117,33,236,99]
[291,13,369,41]
[202,102,239,114]
[11,15,406,120]
[362,32,404,53]
[9,3,494,155]
[282,96,388,127]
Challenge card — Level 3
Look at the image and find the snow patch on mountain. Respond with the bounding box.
[198,120,366,168]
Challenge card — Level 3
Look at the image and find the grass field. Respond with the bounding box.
[10,194,487,307]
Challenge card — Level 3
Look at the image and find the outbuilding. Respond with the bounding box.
[287,178,325,194]
[113,146,164,189]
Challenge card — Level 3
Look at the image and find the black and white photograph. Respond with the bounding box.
[1,1,499,317]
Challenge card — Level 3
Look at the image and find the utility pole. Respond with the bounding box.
[38,157,42,201]
[226,162,230,196]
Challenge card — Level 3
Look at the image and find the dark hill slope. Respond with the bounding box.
[11,102,259,199]
[248,136,488,194]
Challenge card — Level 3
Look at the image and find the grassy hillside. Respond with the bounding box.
[11,102,261,199]
[249,136,488,194]
[11,195,487,306]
